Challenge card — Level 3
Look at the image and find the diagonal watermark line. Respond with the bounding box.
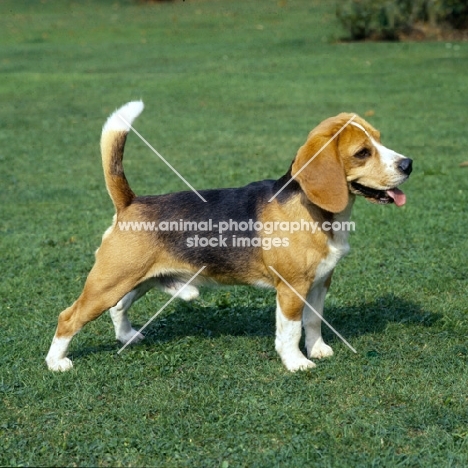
[268,114,357,203]
[118,114,207,203]
[117,266,206,355]
[268,266,357,354]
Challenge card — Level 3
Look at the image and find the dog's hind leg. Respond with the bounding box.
[109,278,157,344]
[46,243,148,371]
[159,278,200,301]
[109,274,200,348]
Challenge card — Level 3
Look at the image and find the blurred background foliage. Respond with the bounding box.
[336,0,468,40]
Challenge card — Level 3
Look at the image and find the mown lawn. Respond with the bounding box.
[1,0,467,466]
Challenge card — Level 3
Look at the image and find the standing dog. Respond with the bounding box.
[46,102,412,372]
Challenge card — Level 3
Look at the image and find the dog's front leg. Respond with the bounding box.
[275,285,315,372]
[303,275,334,359]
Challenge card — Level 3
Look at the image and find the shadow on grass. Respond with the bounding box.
[144,294,440,343]
[72,293,441,362]
[323,295,441,344]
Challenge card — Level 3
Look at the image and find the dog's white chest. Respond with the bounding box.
[314,209,353,284]
[315,236,350,284]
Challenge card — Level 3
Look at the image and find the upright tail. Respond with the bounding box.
[100,101,144,212]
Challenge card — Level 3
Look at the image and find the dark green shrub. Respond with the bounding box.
[336,0,411,40]
[337,0,468,40]
[443,0,468,29]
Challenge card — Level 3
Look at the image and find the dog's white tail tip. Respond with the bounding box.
[102,101,144,133]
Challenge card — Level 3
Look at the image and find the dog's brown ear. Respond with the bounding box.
[291,121,349,213]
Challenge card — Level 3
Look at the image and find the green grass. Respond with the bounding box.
[1,0,468,466]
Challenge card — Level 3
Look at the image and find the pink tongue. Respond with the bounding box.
[386,188,406,207]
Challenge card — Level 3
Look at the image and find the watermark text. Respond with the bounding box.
[117,218,355,235]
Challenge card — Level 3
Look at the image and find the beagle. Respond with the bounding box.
[46,101,412,372]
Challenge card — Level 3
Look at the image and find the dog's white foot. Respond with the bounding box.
[275,301,316,372]
[117,328,144,345]
[165,284,199,301]
[46,336,73,371]
[277,341,316,372]
[282,354,316,372]
[308,337,334,359]
[46,356,74,372]
[177,285,199,301]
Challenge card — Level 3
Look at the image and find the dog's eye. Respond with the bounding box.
[354,148,372,159]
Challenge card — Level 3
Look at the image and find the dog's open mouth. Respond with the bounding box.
[351,182,406,207]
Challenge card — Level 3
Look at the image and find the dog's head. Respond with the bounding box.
[291,113,412,213]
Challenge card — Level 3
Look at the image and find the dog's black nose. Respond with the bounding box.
[398,158,413,176]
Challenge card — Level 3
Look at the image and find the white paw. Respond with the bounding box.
[46,357,73,372]
[308,337,334,359]
[283,355,316,372]
[176,285,199,301]
[117,328,144,345]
